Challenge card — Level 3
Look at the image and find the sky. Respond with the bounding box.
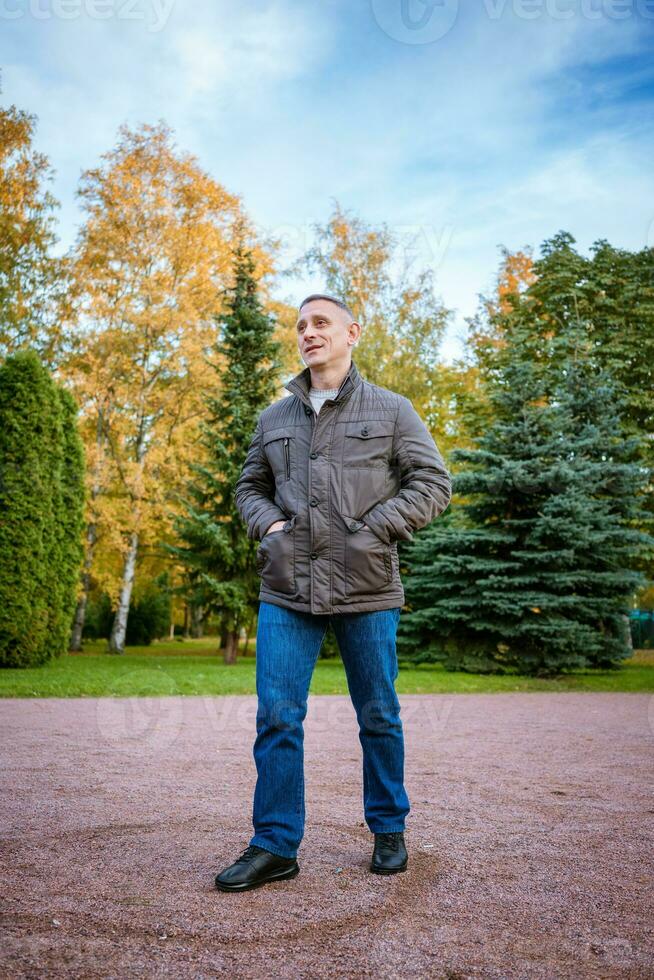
[2,0,654,360]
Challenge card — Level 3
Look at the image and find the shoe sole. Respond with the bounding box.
[370,861,408,874]
[215,863,300,892]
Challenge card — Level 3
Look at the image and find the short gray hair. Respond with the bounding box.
[299,293,354,321]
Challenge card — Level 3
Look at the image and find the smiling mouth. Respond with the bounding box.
[305,345,322,353]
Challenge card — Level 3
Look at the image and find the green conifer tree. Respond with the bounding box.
[163,236,283,662]
[398,250,651,675]
[0,350,85,666]
[47,386,86,658]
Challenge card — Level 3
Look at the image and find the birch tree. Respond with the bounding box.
[66,121,273,653]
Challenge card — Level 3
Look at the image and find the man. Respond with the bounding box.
[214,293,451,892]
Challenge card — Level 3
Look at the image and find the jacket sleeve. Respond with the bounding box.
[233,417,289,542]
[361,396,451,545]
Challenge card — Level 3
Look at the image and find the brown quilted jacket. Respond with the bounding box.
[234,358,451,614]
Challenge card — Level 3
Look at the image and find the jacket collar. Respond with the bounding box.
[284,357,362,409]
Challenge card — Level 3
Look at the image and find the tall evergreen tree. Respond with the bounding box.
[467,232,654,576]
[524,233,654,464]
[48,386,86,659]
[0,350,85,666]
[398,263,651,675]
[163,236,283,663]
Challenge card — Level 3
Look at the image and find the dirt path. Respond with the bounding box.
[1,692,653,979]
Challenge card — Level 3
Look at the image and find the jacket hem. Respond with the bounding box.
[258,589,405,615]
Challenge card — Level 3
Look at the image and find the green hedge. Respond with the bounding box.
[0,349,85,667]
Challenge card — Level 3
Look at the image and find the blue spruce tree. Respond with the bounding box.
[398,277,651,675]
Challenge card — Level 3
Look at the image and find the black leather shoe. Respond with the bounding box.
[370,831,408,874]
[214,844,300,892]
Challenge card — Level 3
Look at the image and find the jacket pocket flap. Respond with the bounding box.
[343,419,395,440]
[338,511,384,542]
[262,426,293,446]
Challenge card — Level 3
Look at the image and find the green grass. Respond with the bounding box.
[0,638,652,697]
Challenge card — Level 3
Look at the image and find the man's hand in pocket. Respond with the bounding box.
[263,520,286,537]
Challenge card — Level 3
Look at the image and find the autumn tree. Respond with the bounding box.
[64,121,272,653]
[467,246,536,365]
[0,104,68,366]
[457,245,537,443]
[288,200,455,448]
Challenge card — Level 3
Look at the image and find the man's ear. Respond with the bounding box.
[348,320,361,344]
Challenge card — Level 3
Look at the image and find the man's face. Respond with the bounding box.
[296,299,360,369]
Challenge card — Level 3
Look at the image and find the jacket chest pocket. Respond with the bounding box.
[262,427,294,482]
[342,419,395,468]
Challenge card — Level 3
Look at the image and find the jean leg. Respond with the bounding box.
[331,607,410,833]
[249,601,328,859]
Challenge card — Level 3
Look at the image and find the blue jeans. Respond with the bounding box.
[249,601,410,859]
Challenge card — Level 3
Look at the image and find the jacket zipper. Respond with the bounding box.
[284,437,290,479]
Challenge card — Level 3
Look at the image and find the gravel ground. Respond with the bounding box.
[1,691,653,979]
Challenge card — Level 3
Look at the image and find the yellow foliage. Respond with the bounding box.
[59,121,278,602]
